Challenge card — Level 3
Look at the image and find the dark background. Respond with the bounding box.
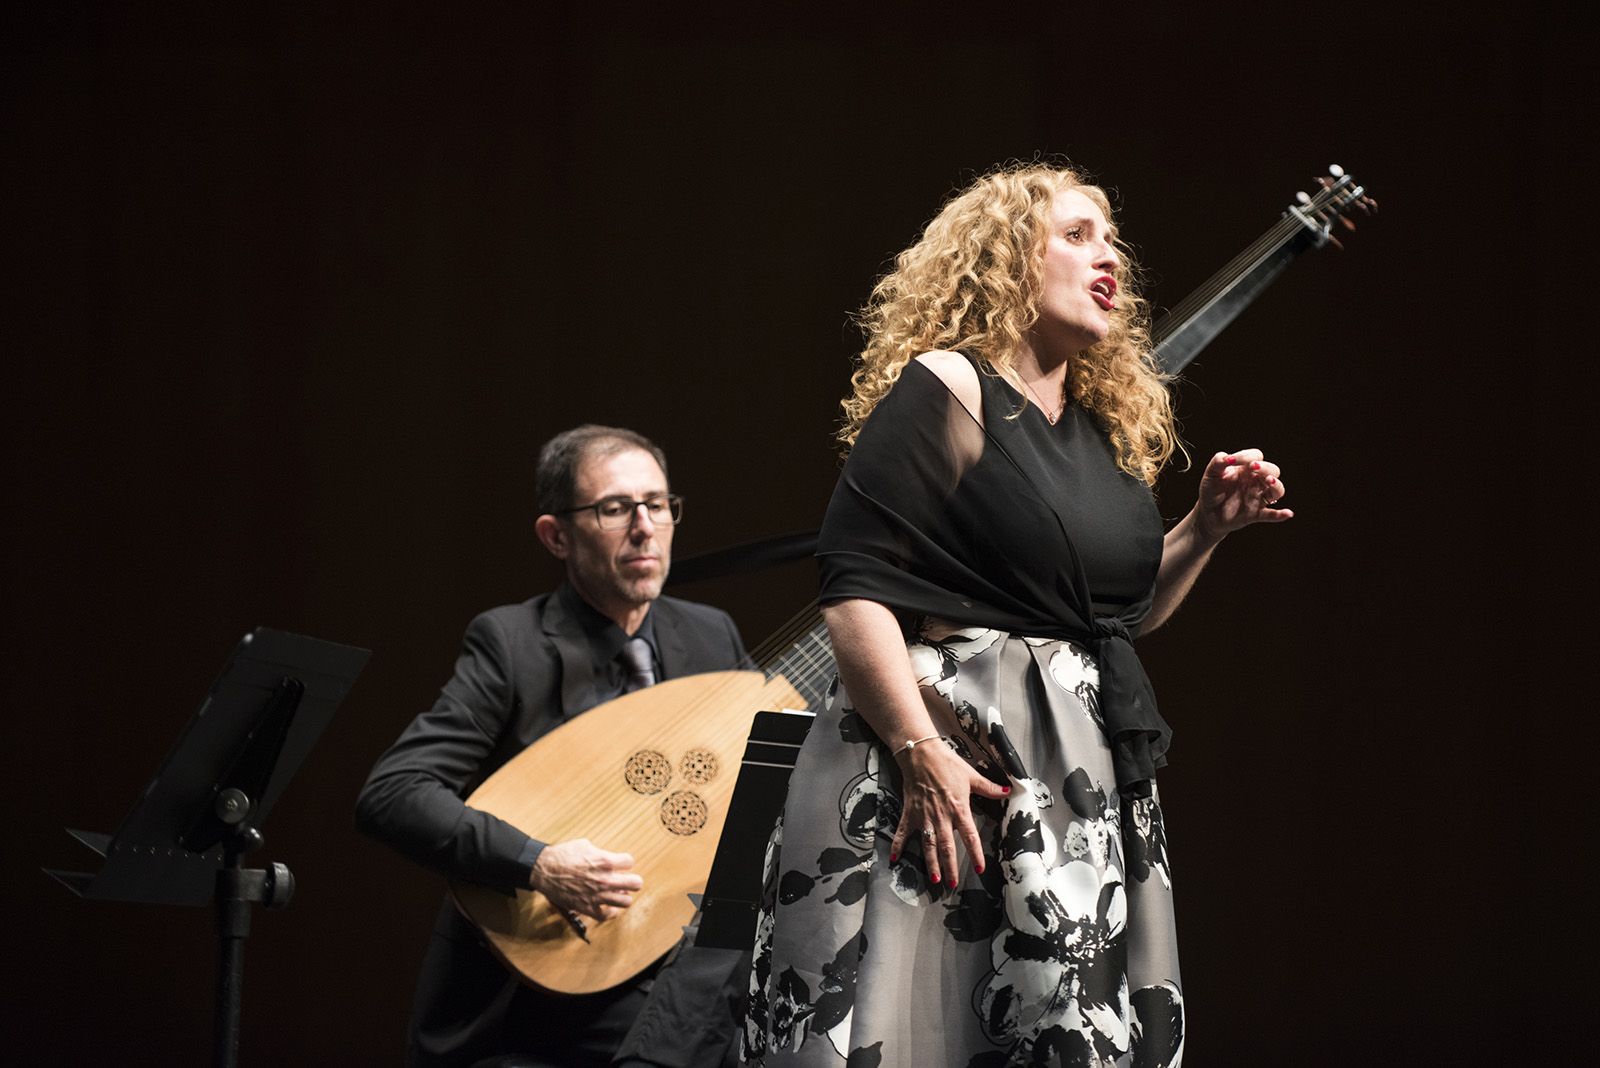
[5,2,1590,1064]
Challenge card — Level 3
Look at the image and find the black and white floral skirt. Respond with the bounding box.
[742,622,1185,1068]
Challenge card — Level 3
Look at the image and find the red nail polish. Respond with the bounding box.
[946,877,957,888]
[975,864,985,874]
[1250,461,1261,470]
[889,853,898,864]
[1001,786,1011,794]
[1225,456,1236,464]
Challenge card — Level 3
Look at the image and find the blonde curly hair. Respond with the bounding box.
[841,162,1180,485]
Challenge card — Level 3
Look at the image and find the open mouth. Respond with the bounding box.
[1089,276,1117,311]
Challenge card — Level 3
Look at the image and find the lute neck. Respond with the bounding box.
[755,613,832,711]
[1153,170,1364,374]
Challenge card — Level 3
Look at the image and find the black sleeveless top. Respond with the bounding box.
[816,355,1170,796]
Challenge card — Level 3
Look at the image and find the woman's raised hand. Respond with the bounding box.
[1193,449,1294,542]
[888,741,1010,888]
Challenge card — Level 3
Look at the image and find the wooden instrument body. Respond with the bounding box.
[451,669,804,994]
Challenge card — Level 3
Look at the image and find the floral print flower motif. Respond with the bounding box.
[911,627,1005,779]
[754,930,876,1062]
[910,624,1004,702]
[747,803,887,1064]
[945,702,997,774]
[1018,775,1053,813]
[838,747,887,849]
[1060,767,1122,873]
[767,965,817,1054]
[952,752,1142,1065]
[1130,981,1184,1068]
[889,854,932,906]
[831,709,961,910]
[973,880,1132,1063]
[953,697,982,740]
[1046,644,1104,728]
[906,639,956,694]
[743,818,784,1063]
[1122,794,1173,889]
[778,846,874,908]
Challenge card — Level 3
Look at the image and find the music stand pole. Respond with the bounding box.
[212,823,294,1068]
[186,672,306,1068]
[44,628,368,1067]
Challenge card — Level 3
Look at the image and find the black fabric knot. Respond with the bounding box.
[1091,618,1170,799]
[1091,617,1132,643]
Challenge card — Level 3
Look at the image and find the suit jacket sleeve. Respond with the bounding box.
[355,610,538,892]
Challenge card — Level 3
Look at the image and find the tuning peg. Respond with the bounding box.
[1340,215,1357,231]
[1364,195,1379,213]
[1296,191,1312,205]
[1326,233,1345,251]
[1328,164,1345,177]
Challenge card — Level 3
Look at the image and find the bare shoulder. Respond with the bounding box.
[912,350,982,423]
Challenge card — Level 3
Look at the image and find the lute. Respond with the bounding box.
[452,165,1374,994]
[449,625,835,994]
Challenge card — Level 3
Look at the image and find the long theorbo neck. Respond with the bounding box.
[756,616,834,711]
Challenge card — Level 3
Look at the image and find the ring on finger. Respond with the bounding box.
[921,828,936,841]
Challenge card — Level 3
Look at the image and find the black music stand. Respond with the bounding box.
[694,709,815,951]
[45,627,370,1068]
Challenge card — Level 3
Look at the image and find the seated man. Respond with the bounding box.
[357,424,749,1068]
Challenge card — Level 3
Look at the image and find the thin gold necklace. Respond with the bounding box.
[1019,375,1065,425]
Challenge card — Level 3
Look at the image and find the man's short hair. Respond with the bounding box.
[535,425,669,516]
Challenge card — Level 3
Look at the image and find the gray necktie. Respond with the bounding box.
[618,637,657,693]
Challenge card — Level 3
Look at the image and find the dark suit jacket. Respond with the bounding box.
[356,587,750,1067]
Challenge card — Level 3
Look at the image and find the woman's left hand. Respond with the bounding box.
[1194,449,1294,542]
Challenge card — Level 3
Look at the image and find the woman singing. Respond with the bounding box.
[744,162,1291,1066]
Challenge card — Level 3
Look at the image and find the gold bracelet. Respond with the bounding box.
[892,733,942,757]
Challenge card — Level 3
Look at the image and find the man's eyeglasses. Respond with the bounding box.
[558,494,684,531]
